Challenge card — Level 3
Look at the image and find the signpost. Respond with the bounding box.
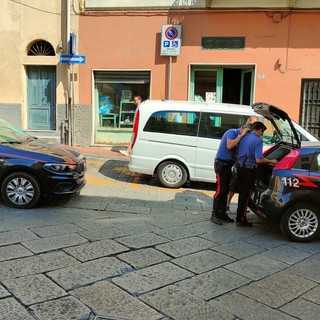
[160,24,182,100]
[60,52,86,146]
[60,54,86,64]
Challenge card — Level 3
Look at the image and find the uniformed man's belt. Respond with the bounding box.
[236,164,257,169]
[216,159,234,164]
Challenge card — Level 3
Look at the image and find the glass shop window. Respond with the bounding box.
[94,71,150,128]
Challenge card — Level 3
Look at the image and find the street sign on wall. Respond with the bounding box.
[60,54,86,64]
[160,24,182,56]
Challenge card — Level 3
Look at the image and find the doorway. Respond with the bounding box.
[190,66,254,105]
[27,66,56,130]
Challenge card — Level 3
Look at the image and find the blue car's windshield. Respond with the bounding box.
[0,119,31,143]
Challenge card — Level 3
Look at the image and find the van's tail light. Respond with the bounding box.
[131,109,140,149]
[274,149,300,170]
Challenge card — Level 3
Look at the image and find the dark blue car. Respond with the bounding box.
[249,102,320,242]
[0,118,86,209]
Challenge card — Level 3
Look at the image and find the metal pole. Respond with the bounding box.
[168,56,172,100]
[66,0,71,145]
[71,63,75,146]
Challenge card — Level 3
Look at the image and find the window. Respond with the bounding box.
[94,71,150,128]
[144,111,199,136]
[301,80,320,139]
[28,40,55,56]
[198,112,249,139]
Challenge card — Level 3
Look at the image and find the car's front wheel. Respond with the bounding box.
[156,161,187,188]
[280,202,320,242]
[1,172,41,209]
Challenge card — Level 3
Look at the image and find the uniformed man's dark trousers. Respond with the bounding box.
[236,166,257,222]
[213,159,233,216]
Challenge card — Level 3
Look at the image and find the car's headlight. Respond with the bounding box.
[44,163,77,172]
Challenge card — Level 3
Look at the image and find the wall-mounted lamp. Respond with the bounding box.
[57,40,63,53]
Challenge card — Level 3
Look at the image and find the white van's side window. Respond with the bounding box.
[143,110,200,136]
[198,112,253,139]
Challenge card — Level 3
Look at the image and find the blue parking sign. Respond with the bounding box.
[164,41,170,47]
[172,41,179,47]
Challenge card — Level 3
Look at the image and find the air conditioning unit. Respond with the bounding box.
[122,90,132,101]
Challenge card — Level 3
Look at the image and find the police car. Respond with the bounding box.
[249,102,320,242]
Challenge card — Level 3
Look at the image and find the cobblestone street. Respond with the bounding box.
[0,154,319,319]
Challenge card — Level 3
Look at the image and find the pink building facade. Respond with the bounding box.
[78,6,320,145]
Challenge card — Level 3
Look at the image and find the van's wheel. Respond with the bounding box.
[156,161,187,188]
[280,203,320,242]
[1,172,41,209]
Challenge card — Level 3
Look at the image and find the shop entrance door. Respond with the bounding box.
[190,66,254,105]
[27,66,56,130]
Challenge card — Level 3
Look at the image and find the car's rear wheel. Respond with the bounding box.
[1,172,41,209]
[156,161,187,188]
[280,202,320,242]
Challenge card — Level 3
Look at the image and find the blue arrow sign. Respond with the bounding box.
[60,54,86,64]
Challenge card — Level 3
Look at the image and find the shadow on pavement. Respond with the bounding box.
[98,159,216,191]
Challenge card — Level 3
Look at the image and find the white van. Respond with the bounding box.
[128,100,318,188]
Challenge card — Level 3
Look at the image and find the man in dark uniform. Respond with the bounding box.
[211,121,253,225]
[235,121,278,226]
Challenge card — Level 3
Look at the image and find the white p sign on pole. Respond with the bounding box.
[160,24,182,56]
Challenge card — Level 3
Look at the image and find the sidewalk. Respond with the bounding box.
[74,145,128,158]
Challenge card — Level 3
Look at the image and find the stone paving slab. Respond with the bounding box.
[0,244,33,262]
[71,281,162,320]
[280,297,320,320]
[171,249,235,274]
[210,292,297,320]
[199,226,263,244]
[117,248,171,269]
[154,221,217,241]
[0,284,10,298]
[115,232,170,249]
[156,236,216,258]
[225,254,288,281]
[287,241,320,254]
[212,240,265,259]
[242,232,289,249]
[63,239,129,262]
[21,233,88,254]
[238,271,317,308]
[176,267,250,300]
[2,274,67,306]
[29,223,85,237]
[106,203,151,214]
[0,229,39,246]
[260,245,312,265]
[47,257,134,290]
[62,196,109,210]
[0,251,80,280]
[140,285,233,320]
[301,285,320,305]
[30,296,92,320]
[79,226,128,241]
[116,222,163,236]
[288,257,320,282]
[112,262,194,296]
[0,297,35,320]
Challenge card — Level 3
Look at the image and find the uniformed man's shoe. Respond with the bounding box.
[236,220,253,227]
[210,213,223,225]
[220,213,235,223]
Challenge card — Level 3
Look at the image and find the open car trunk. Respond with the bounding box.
[255,144,294,188]
[251,102,301,189]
